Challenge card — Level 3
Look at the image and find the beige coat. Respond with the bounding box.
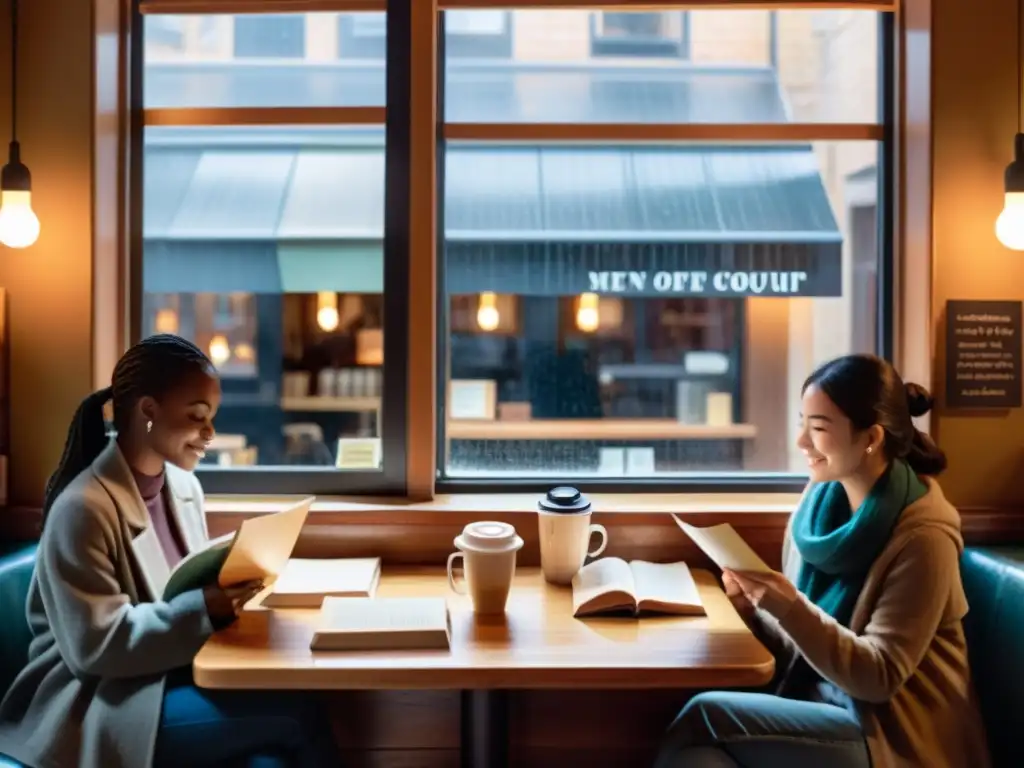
[0,441,214,768]
[754,478,991,768]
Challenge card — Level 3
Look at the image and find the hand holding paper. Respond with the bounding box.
[670,514,772,573]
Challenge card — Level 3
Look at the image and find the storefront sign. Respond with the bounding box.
[445,241,841,298]
[587,270,809,296]
[945,299,1022,409]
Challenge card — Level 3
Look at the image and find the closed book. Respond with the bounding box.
[260,557,382,608]
[310,597,452,652]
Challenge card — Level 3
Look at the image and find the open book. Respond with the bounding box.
[571,558,705,618]
[670,514,771,573]
[310,597,452,652]
[162,496,314,601]
[260,557,382,608]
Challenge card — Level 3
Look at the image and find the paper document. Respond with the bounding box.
[670,514,772,573]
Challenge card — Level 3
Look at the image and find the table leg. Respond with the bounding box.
[460,689,509,768]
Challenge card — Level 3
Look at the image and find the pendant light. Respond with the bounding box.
[0,0,40,249]
[997,4,1024,249]
[476,292,500,331]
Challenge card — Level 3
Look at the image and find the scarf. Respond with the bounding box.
[791,459,927,628]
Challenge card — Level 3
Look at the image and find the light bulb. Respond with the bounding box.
[998,134,1024,250]
[208,334,231,366]
[996,192,1024,249]
[317,306,339,332]
[0,190,39,249]
[154,308,179,335]
[0,142,39,249]
[234,342,255,362]
[316,291,340,332]
[576,293,600,333]
[477,292,500,331]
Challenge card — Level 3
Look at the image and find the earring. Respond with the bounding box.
[146,420,153,434]
[866,446,874,454]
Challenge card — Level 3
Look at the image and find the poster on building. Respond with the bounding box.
[945,299,1022,409]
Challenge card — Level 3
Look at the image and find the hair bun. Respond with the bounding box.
[905,382,934,418]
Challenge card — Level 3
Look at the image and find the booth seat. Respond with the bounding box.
[0,542,35,768]
[0,543,1022,767]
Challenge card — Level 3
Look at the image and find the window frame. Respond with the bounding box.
[433,9,896,495]
[130,3,411,496]
[339,10,512,60]
[589,10,691,59]
[129,2,896,499]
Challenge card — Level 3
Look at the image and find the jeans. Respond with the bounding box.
[653,691,871,768]
[153,669,341,768]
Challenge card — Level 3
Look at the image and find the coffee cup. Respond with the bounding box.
[537,487,608,585]
[447,521,524,615]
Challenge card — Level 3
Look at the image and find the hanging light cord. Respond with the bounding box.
[9,0,16,143]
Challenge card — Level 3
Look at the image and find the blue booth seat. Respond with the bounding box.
[960,547,1024,767]
[0,542,35,768]
[0,543,1022,767]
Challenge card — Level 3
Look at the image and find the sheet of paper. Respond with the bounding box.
[670,515,772,573]
[218,497,314,587]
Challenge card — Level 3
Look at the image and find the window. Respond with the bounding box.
[137,4,891,495]
[233,15,305,59]
[140,13,406,494]
[591,12,690,58]
[438,9,889,483]
[338,11,512,59]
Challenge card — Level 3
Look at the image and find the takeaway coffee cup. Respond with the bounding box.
[537,487,608,585]
[447,521,523,615]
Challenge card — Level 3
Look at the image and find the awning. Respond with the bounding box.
[144,60,787,124]
[144,242,282,294]
[278,243,383,293]
[142,130,846,298]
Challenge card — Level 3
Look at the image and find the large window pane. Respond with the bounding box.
[444,10,878,124]
[143,14,385,108]
[440,140,880,479]
[142,125,386,470]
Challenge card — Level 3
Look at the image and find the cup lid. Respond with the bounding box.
[455,521,523,553]
[538,486,592,513]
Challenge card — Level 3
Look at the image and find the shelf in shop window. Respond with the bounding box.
[280,396,381,413]
[445,419,757,441]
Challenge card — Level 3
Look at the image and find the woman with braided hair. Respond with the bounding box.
[0,335,340,768]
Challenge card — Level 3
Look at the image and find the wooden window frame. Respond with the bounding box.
[120,0,902,506]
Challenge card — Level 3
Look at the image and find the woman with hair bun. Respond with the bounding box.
[655,354,990,768]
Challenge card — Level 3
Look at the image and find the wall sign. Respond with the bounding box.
[945,299,1022,409]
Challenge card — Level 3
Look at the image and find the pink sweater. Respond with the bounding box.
[131,468,186,569]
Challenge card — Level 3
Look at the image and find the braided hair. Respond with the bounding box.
[41,334,214,528]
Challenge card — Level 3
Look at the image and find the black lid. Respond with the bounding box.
[538,486,592,513]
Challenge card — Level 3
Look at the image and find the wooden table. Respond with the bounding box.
[194,567,774,768]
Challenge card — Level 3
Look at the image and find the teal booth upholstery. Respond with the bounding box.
[961,547,1024,767]
[0,543,1021,767]
[0,542,35,768]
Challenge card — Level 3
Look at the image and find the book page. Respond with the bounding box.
[670,515,772,573]
[629,561,703,614]
[218,497,314,587]
[571,557,636,615]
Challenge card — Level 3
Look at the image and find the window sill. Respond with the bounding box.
[204,491,800,519]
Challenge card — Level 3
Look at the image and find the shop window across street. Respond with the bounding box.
[135,2,892,495]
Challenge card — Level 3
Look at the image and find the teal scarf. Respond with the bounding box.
[792,459,927,627]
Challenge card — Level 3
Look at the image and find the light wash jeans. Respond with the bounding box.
[653,691,871,768]
[152,669,341,768]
